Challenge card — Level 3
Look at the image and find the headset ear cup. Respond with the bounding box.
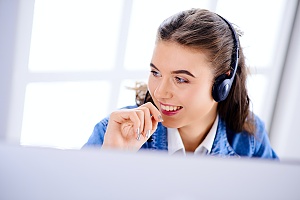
[212,75,232,102]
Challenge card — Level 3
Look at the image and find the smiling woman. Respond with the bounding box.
[1,0,297,159]
[83,8,278,159]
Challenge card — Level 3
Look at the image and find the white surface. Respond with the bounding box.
[270,1,300,160]
[0,143,299,200]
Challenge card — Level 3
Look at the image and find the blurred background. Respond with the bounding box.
[0,0,299,160]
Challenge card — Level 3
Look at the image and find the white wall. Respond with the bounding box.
[0,0,35,143]
[0,0,19,140]
[270,0,300,160]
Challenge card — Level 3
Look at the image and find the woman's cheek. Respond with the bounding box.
[147,77,156,95]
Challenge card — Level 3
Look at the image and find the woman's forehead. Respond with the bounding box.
[151,41,212,72]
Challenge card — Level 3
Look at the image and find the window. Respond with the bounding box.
[12,0,293,149]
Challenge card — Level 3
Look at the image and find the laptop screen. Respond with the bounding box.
[0,143,299,200]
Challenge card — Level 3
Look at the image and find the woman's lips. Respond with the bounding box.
[160,104,183,116]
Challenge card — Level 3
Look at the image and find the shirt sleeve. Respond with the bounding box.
[82,117,109,148]
[81,105,138,149]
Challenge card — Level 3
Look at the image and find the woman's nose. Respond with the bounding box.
[153,79,173,99]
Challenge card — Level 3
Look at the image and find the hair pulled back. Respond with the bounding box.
[150,8,255,134]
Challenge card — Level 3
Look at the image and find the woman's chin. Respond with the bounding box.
[161,120,180,129]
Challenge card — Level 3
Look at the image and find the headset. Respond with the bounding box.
[212,14,240,102]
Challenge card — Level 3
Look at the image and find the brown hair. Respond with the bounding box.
[138,8,255,134]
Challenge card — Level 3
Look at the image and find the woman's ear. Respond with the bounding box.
[225,70,231,76]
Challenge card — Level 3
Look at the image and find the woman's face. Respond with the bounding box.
[148,41,218,129]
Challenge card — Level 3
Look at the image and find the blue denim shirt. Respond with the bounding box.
[84,105,278,159]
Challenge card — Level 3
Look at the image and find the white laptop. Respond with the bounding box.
[0,143,299,200]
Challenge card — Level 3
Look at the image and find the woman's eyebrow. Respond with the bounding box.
[150,63,195,78]
[172,70,195,78]
[150,63,159,70]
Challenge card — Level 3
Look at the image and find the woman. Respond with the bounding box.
[84,8,278,159]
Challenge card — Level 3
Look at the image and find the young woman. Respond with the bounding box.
[83,8,278,159]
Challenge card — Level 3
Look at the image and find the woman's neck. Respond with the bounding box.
[178,113,217,152]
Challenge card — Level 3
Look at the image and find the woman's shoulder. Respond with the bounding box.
[222,114,278,159]
[244,113,269,144]
[251,113,267,136]
[249,114,278,159]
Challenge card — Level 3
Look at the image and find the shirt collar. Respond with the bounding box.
[167,115,219,156]
[167,128,185,155]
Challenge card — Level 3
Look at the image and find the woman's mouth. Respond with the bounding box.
[160,104,183,116]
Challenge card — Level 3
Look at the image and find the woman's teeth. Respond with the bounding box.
[161,105,182,111]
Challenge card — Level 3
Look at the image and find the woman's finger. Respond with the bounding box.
[134,110,144,140]
[135,106,152,138]
[140,102,163,123]
[110,110,141,137]
[137,102,163,140]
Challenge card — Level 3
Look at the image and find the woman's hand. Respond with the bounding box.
[102,102,163,151]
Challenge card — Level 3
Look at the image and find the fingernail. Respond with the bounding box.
[146,130,151,138]
[136,128,141,141]
[158,115,163,122]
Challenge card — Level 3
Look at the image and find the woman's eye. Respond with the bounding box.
[150,70,161,77]
[175,77,189,84]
